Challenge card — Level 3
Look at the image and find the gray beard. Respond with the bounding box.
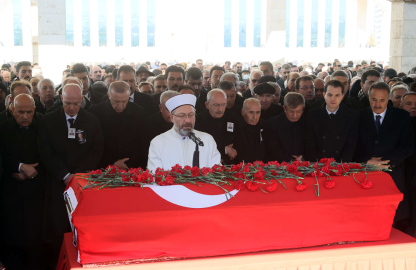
[179,127,193,137]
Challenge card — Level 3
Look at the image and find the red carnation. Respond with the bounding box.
[201,167,213,176]
[266,183,277,192]
[253,171,265,180]
[106,165,118,174]
[242,166,250,173]
[246,181,259,191]
[286,164,298,174]
[292,160,301,167]
[230,164,241,172]
[296,183,307,191]
[121,174,130,182]
[89,169,103,175]
[324,179,335,189]
[253,161,265,167]
[301,161,310,167]
[212,164,225,172]
[183,165,192,171]
[235,180,245,190]
[165,175,174,185]
[361,180,373,189]
[191,166,200,177]
[268,161,280,167]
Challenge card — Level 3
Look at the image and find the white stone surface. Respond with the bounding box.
[389,1,416,73]
[38,0,66,83]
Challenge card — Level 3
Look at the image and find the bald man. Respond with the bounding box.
[0,94,47,269]
[90,65,103,83]
[0,80,43,123]
[89,81,147,170]
[38,83,104,267]
[194,89,241,164]
[234,98,272,163]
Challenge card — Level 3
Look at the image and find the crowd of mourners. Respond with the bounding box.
[1,58,416,270]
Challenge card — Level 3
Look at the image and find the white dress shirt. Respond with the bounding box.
[326,106,339,116]
[373,108,387,125]
[65,113,78,130]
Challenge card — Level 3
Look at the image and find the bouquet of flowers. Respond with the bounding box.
[84,158,389,197]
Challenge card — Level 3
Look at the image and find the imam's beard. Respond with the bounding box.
[174,120,194,136]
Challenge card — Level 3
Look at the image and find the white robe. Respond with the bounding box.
[147,127,221,172]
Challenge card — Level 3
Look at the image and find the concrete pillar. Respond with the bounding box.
[388,0,416,73]
[38,0,66,84]
[356,0,367,47]
[266,0,286,43]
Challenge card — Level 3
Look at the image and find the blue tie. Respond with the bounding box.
[375,115,381,133]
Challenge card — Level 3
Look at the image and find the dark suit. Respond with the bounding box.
[349,79,362,98]
[277,78,285,90]
[305,103,359,162]
[310,96,364,111]
[261,103,284,120]
[356,93,371,108]
[143,111,173,156]
[226,105,242,116]
[234,117,271,163]
[354,106,414,222]
[242,89,253,99]
[151,90,164,109]
[88,101,147,169]
[37,107,104,265]
[0,117,46,269]
[268,113,306,162]
[101,91,156,116]
[195,110,240,164]
[234,94,245,108]
[86,86,105,104]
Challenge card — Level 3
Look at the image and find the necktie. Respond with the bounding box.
[329,113,335,119]
[375,115,381,133]
[68,118,75,128]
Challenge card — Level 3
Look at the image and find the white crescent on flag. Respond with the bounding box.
[143,184,239,208]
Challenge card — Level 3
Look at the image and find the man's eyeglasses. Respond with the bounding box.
[299,86,315,91]
[172,113,195,120]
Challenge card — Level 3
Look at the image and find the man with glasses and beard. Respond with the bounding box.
[147,94,220,171]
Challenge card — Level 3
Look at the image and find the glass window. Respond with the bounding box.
[131,0,139,47]
[239,0,246,47]
[339,0,346,47]
[82,0,91,46]
[66,0,74,46]
[311,0,318,47]
[325,0,332,48]
[224,0,232,47]
[147,0,155,47]
[115,0,123,46]
[297,0,304,47]
[13,0,23,46]
[98,0,107,46]
[253,0,261,47]
[285,0,290,47]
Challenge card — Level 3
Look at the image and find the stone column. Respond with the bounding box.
[38,0,66,84]
[266,0,286,43]
[388,0,416,73]
[357,0,367,47]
